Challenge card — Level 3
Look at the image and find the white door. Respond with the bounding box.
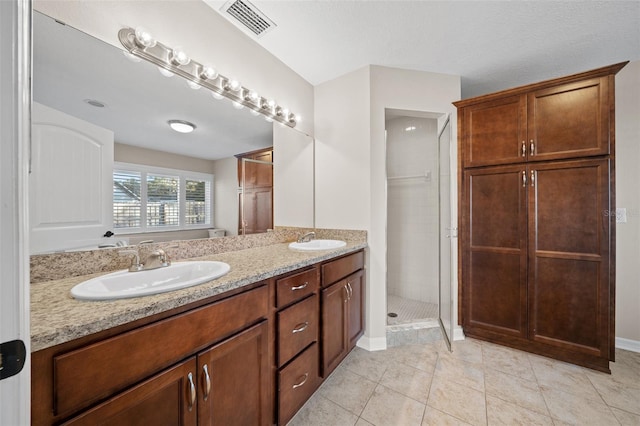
[1,0,31,424]
[30,102,114,253]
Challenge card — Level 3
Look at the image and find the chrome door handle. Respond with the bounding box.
[292,322,309,334]
[347,282,353,299]
[530,140,535,156]
[292,373,309,389]
[522,170,527,187]
[187,372,196,411]
[343,285,349,302]
[530,170,536,187]
[202,364,211,401]
[521,141,526,157]
[291,282,308,291]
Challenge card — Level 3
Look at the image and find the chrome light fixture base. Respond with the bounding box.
[118,27,298,128]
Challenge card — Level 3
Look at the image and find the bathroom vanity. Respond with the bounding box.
[30,237,365,425]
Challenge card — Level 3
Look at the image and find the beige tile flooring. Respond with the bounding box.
[288,338,640,426]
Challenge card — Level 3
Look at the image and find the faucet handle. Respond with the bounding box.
[119,249,144,272]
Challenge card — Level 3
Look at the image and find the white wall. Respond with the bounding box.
[273,124,315,228]
[33,0,313,136]
[386,116,439,305]
[615,60,640,350]
[315,65,460,349]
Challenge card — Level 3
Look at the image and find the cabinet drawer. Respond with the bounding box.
[278,343,320,425]
[321,250,364,287]
[53,285,268,418]
[278,295,318,367]
[276,268,318,308]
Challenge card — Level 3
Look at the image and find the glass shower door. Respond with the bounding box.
[438,116,454,351]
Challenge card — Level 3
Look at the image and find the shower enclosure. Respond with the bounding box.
[385,110,453,348]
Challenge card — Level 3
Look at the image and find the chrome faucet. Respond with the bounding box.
[119,240,173,272]
[297,231,316,243]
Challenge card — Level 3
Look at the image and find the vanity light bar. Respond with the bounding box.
[118,27,298,128]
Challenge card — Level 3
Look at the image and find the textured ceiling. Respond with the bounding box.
[206,0,640,98]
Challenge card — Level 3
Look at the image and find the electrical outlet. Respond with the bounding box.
[616,208,627,223]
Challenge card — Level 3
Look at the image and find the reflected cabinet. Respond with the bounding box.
[456,62,627,372]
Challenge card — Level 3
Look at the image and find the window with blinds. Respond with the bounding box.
[113,163,213,232]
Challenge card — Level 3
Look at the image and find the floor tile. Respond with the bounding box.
[434,354,485,392]
[355,418,374,426]
[422,406,473,425]
[541,387,620,426]
[485,395,553,426]
[446,339,484,365]
[529,354,604,403]
[318,366,377,416]
[379,362,433,404]
[481,342,536,381]
[287,394,359,426]
[611,407,640,426]
[587,370,640,415]
[427,375,487,426]
[484,368,548,416]
[385,343,439,373]
[360,384,426,426]
[341,347,390,382]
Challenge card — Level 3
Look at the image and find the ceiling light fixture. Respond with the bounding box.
[168,119,196,133]
[118,26,298,128]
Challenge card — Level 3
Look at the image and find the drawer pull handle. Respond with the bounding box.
[187,372,196,411]
[202,364,211,401]
[530,140,535,156]
[344,285,349,302]
[521,141,526,157]
[292,322,309,334]
[347,282,353,298]
[292,373,309,389]
[291,282,308,291]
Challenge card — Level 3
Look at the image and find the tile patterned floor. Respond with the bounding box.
[287,338,640,426]
[387,295,439,325]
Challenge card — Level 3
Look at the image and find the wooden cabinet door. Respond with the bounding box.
[528,159,611,358]
[62,358,197,426]
[346,270,365,349]
[321,280,348,377]
[463,95,527,167]
[197,321,270,426]
[462,165,528,338]
[527,77,610,161]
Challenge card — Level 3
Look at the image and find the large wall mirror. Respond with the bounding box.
[31,11,314,254]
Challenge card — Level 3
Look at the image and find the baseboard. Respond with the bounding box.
[616,337,640,353]
[356,336,387,351]
[453,326,465,341]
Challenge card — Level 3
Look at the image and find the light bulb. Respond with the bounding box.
[245,91,260,103]
[122,51,141,63]
[275,106,284,117]
[249,109,260,116]
[211,92,224,100]
[187,81,201,90]
[225,79,241,91]
[265,117,273,123]
[170,47,190,66]
[295,115,302,123]
[134,27,156,48]
[200,66,218,80]
[158,66,174,78]
[232,102,244,110]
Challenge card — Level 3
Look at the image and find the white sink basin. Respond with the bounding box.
[71,261,231,301]
[288,239,347,251]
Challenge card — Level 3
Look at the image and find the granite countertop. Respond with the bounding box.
[31,241,367,352]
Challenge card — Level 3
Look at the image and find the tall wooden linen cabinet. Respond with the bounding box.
[454,62,627,373]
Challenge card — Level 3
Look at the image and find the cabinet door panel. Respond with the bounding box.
[529,159,611,356]
[463,166,527,337]
[528,78,610,161]
[463,95,526,167]
[197,321,270,426]
[346,270,365,349]
[321,280,348,377]
[62,358,197,426]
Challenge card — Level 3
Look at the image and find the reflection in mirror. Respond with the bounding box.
[31,11,314,254]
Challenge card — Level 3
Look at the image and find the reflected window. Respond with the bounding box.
[113,162,213,232]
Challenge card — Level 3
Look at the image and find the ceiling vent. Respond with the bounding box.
[221,0,276,38]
